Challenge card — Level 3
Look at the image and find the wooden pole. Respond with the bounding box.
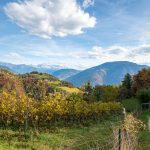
[118,128,122,150]
[148,117,150,131]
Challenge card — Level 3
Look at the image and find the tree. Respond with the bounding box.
[83,81,93,102]
[118,73,132,100]
[93,85,103,102]
[136,88,150,103]
[122,73,132,90]
[132,68,150,95]
[93,85,119,102]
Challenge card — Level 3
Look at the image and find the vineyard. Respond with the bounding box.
[1,0,150,149]
[0,91,121,129]
[0,68,149,149]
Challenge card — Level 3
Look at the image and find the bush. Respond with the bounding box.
[136,88,150,103]
[92,85,119,102]
[121,98,140,112]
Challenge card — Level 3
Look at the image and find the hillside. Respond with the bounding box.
[52,69,80,80]
[66,61,149,87]
[0,70,80,100]
[0,68,25,96]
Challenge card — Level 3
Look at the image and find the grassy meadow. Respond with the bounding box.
[0,116,122,150]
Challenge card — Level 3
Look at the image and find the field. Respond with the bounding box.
[0,116,122,150]
[0,111,149,150]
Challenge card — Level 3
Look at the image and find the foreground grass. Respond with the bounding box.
[0,116,122,150]
[0,111,149,150]
[138,110,150,150]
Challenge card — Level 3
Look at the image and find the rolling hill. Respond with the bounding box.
[0,68,25,96]
[0,69,80,100]
[66,61,149,87]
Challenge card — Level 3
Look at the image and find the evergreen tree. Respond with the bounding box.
[122,73,132,90]
[83,81,93,102]
[118,73,132,100]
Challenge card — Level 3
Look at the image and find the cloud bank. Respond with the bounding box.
[83,44,150,66]
[4,0,96,38]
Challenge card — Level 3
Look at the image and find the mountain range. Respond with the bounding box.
[66,61,149,86]
[52,69,80,80]
[0,62,66,74]
[0,61,149,87]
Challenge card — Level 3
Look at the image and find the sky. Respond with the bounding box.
[0,0,150,69]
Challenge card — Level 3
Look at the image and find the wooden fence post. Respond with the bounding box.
[148,117,150,131]
[118,128,122,150]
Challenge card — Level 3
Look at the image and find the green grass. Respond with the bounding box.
[121,98,140,112]
[1,111,149,150]
[0,116,122,150]
[138,110,150,150]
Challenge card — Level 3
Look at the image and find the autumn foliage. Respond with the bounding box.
[0,91,121,128]
[132,68,150,95]
[0,69,125,128]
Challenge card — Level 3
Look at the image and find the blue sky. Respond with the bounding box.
[0,0,150,69]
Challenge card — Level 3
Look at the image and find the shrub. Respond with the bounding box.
[121,98,140,112]
[136,88,150,103]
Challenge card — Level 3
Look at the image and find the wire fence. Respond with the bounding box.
[56,109,141,150]
[0,107,142,150]
[46,117,120,150]
[57,126,138,150]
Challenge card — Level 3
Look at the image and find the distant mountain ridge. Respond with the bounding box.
[52,69,80,80]
[66,61,149,87]
[0,62,80,80]
[0,65,11,71]
[0,62,66,74]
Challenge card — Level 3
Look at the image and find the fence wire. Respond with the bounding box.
[57,113,138,150]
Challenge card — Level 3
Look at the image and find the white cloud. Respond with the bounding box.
[83,0,94,9]
[26,44,150,68]
[134,44,150,54]
[85,44,150,66]
[4,0,96,38]
[29,44,150,68]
